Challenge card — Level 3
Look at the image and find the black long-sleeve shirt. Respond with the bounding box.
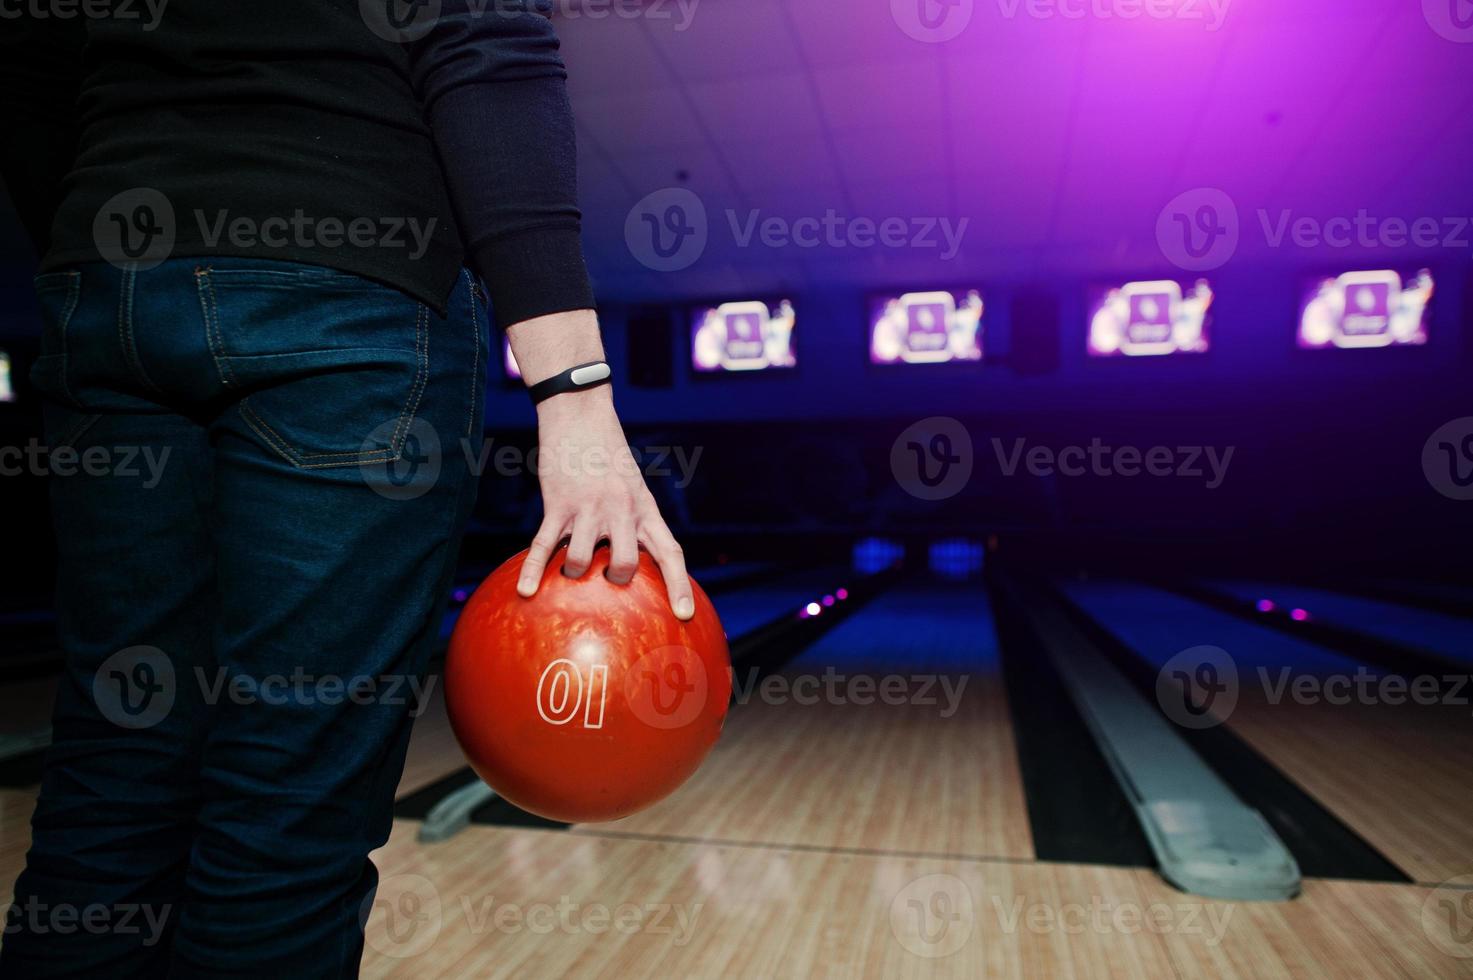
[0,0,594,325]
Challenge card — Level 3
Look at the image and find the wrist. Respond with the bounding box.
[535,382,616,424]
[505,310,604,387]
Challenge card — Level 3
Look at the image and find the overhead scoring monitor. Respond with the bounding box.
[1298,269,1432,349]
[868,288,984,365]
[1087,279,1213,358]
[691,299,796,373]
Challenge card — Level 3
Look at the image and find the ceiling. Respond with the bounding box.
[556,0,1473,300]
[0,0,1467,305]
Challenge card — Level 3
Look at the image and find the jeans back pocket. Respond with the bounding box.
[195,264,431,469]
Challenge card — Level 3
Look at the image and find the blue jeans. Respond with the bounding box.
[1,259,487,977]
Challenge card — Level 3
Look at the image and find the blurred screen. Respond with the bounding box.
[868,289,984,365]
[1087,279,1212,357]
[1297,269,1432,349]
[691,299,796,373]
[0,351,12,403]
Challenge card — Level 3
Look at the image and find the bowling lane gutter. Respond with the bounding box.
[723,568,902,686]
[984,571,1154,869]
[1153,579,1470,679]
[1297,578,1473,622]
[1039,575,1411,885]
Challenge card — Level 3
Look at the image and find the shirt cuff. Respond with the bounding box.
[471,225,595,330]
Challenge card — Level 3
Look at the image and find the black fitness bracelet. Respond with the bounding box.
[527,361,612,405]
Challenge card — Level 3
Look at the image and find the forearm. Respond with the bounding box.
[408,5,694,613]
[507,308,618,427]
[506,308,604,386]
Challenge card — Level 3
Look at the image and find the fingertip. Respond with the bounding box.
[516,579,537,598]
[675,596,695,621]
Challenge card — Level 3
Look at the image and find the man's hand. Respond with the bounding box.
[506,309,694,620]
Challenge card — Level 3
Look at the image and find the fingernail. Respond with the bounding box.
[517,580,535,597]
[676,597,695,619]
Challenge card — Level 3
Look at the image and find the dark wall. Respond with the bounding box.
[483,257,1472,428]
[2,253,1469,591]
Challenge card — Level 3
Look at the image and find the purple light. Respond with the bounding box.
[868,289,984,365]
[822,595,835,607]
[453,589,469,603]
[1298,270,1432,350]
[1256,599,1275,613]
[1290,608,1310,622]
[797,608,810,619]
[1087,279,1212,358]
[805,601,822,617]
[691,300,797,373]
[836,588,849,600]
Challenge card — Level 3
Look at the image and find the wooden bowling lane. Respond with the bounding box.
[574,586,1034,863]
[0,789,37,899]
[1207,579,1473,665]
[359,818,1472,978]
[1062,580,1473,884]
[0,782,1463,976]
[398,677,463,799]
[1226,699,1473,884]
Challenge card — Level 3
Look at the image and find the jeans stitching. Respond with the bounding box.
[54,412,102,450]
[202,267,390,290]
[465,271,482,439]
[235,403,397,468]
[386,302,430,455]
[39,271,83,407]
[233,300,429,468]
[195,268,239,390]
[117,266,167,397]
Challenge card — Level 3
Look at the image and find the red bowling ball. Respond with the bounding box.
[445,544,731,823]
